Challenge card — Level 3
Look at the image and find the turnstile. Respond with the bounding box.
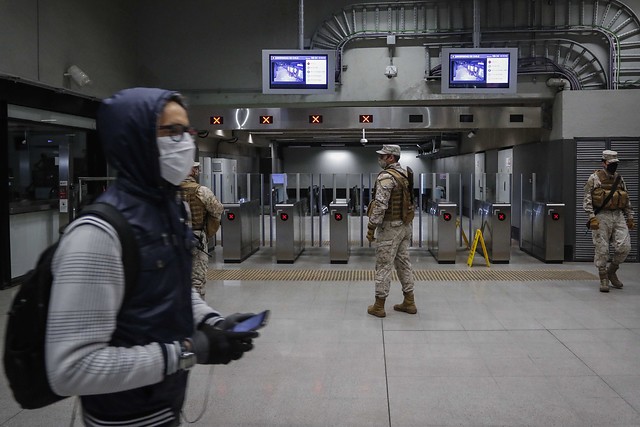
[474,201,511,263]
[221,200,260,263]
[329,202,349,263]
[426,200,457,264]
[520,201,565,263]
[276,201,304,263]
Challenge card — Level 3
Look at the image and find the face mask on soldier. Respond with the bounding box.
[378,156,387,169]
[606,162,618,174]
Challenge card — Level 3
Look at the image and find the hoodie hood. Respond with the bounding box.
[98,87,182,198]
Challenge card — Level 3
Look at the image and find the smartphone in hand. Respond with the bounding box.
[232,310,270,332]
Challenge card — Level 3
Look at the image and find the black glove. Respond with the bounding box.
[192,323,257,365]
[214,312,256,331]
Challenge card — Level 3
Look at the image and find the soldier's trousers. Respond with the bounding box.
[191,230,209,298]
[374,221,414,299]
[592,210,631,268]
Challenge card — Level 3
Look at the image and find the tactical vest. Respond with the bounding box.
[374,167,415,224]
[181,181,206,229]
[592,170,629,210]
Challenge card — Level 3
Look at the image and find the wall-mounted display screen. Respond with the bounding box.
[441,47,518,94]
[262,49,336,95]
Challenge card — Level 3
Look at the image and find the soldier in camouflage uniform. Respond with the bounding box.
[584,150,635,293]
[181,162,224,299]
[366,145,417,317]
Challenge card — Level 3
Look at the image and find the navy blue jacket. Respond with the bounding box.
[81,88,194,421]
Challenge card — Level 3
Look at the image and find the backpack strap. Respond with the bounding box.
[384,168,409,188]
[77,202,139,300]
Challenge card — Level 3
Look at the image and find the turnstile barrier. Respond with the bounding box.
[222,200,260,263]
[329,203,349,263]
[520,201,565,263]
[276,201,304,263]
[426,200,457,264]
[473,200,511,263]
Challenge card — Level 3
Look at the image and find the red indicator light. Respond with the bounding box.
[497,213,506,221]
[210,116,223,125]
[227,212,236,221]
[552,213,560,221]
[359,115,373,123]
[309,115,323,124]
[280,213,289,221]
[443,213,452,221]
[260,116,273,124]
[334,213,343,221]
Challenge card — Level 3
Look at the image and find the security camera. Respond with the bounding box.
[384,65,398,79]
[360,138,368,146]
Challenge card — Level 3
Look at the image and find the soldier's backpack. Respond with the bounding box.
[384,166,415,224]
[3,202,139,409]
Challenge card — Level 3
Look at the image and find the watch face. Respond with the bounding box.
[179,352,196,370]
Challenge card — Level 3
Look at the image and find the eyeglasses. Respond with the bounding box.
[158,124,197,142]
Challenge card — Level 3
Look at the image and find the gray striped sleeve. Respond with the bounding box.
[46,216,174,396]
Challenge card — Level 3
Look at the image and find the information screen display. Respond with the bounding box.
[441,47,518,94]
[262,50,336,94]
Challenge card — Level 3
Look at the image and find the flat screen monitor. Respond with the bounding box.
[441,47,518,94]
[262,49,336,95]
[271,173,287,186]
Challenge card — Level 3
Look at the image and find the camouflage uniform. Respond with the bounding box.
[583,150,634,292]
[181,174,224,298]
[369,162,415,300]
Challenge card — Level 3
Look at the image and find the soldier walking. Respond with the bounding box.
[584,150,635,292]
[181,162,224,298]
[366,145,417,317]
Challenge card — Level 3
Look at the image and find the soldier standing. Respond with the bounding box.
[366,145,417,317]
[181,162,224,298]
[584,150,635,292]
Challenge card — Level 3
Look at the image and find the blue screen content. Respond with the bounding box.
[232,311,268,332]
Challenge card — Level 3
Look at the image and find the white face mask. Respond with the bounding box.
[378,158,387,169]
[157,134,196,185]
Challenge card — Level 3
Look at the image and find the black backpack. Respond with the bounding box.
[3,202,139,409]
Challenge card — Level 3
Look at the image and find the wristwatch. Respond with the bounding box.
[178,339,196,371]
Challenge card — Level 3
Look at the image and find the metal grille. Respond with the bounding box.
[207,269,596,282]
[575,140,606,261]
[575,139,639,262]
[612,140,639,262]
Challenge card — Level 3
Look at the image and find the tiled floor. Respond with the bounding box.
[1,243,640,426]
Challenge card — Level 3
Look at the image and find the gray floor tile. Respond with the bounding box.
[3,247,640,426]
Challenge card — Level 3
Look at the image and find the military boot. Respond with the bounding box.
[393,291,417,314]
[598,267,609,293]
[607,263,623,289]
[367,297,386,318]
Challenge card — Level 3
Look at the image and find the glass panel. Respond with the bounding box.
[8,120,88,209]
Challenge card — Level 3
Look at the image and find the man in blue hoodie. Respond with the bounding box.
[46,88,258,426]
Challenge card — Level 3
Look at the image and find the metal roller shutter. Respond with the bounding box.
[575,139,639,262]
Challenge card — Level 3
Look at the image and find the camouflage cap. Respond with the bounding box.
[602,150,619,163]
[193,161,200,167]
[376,144,401,156]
